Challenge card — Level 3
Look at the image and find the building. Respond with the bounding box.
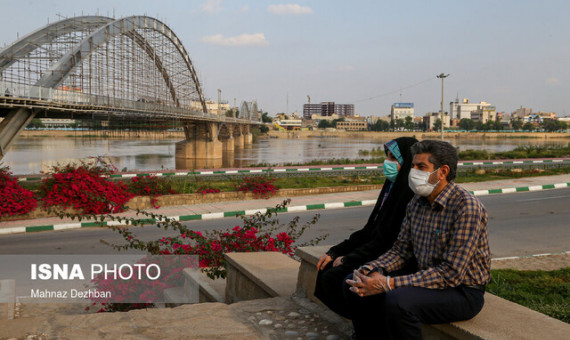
[511,106,533,119]
[423,111,450,131]
[390,103,414,122]
[337,118,367,131]
[449,99,492,120]
[471,106,497,123]
[303,102,355,119]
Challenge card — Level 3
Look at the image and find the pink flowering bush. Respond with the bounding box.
[127,175,177,208]
[40,160,133,214]
[0,165,37,217]
[81,200,326,312]
[235,175,279,199]
[198,187,220,194]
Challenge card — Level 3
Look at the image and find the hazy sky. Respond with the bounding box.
[1,0,569,116]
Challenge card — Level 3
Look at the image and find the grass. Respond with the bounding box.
[458,143,570,160]
[487,268,570,323]
[19,163,570,194]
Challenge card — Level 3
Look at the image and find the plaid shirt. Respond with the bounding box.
[368,181,491,289]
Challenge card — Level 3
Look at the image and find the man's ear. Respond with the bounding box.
[439,165,450,181]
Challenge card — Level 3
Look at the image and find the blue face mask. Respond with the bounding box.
[383,159,400,182]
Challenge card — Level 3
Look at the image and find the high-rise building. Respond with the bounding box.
[303,102,355,119]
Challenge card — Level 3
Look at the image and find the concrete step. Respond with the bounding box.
[183,268,225,303]
[163,286,197,308]
[224,252,300,304]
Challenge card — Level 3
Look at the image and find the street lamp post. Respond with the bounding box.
[437,73,449,141]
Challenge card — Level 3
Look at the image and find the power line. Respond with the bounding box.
[350,76,436,103]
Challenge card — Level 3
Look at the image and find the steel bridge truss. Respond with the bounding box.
[0,15,262,158]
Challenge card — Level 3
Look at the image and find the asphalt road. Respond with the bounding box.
[0,188,569,258]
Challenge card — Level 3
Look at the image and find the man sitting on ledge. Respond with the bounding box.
[343,140,491,340]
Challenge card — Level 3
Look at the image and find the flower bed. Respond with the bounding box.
[0,166,37,217]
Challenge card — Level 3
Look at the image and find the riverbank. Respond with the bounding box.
[265,130,570,140]
[19,129,570,140]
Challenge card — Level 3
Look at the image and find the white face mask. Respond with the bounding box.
[408,168,440,197]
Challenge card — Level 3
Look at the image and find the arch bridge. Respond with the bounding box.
[0,15,261,164]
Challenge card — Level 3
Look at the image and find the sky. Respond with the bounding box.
[0,0,569,117]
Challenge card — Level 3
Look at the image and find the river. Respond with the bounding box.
[1,136,568,175]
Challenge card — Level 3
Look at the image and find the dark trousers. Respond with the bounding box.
[342,273,485,340]
[314,262,356,319]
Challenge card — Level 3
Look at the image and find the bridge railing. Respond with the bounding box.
[0,80,260,124]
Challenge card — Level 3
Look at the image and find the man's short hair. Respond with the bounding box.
[411,140,458,181]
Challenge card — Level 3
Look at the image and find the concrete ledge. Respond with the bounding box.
[295,245,329,301]
[295,246,570,340]
[224,252,300,304]
[183,268,225,303]
[163,286,196,307]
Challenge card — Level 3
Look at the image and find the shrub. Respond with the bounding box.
[127,175,177,208]
[0,165,37,217]
[235,175,279,199]
[40,159,133,214]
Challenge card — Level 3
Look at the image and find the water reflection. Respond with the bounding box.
[1,136,567,175]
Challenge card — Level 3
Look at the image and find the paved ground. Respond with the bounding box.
[1,174,569,339]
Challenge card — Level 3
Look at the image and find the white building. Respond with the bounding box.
[450,99,492,120]
[471,106,497,123]
[423,112,450,130]
[391,103,414,121]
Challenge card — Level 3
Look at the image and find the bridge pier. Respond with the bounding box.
[0,107,37,159]
[175,122,222,169]
[222,137,235,152]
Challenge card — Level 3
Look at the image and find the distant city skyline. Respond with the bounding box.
[0,0,568,116]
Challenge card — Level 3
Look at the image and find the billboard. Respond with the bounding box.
[393,103,414,108]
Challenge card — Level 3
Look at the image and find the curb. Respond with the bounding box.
[469,182,570,196]
[2,182,570,235]
[0,199,378,235]
[15,158,570,182]
[492,251,570,261]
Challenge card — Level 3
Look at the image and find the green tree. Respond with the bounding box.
[27,118,45,129]
[522,122,535,131]
[331,118,345,128]
[404,116,415,131]
[511,118,523,131]
[493,120,504,131]
[259,125,269,133]
[433,119,442,132]
[395,118,405,130]
[458,118,475,131]
[370,120,390,131]
[261,112,273,123]
[318,120,333,129]
[541,119,567,132]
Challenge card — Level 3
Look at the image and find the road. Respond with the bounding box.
[0,188,569,258]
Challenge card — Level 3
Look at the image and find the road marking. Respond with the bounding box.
[516,195,570,202]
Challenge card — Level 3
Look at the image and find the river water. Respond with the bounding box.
[2,136,568,175]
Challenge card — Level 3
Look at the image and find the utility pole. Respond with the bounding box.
[437,73,449,140]
[217,89,221,114]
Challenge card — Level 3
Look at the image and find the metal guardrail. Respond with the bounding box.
[0,80,261,124]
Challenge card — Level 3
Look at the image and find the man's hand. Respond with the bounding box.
[346,270,388,297]
[317,254,333,271]
[332,256,344,267]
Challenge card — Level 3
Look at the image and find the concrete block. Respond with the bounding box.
[224,252,299,304]
[183,268,225,303]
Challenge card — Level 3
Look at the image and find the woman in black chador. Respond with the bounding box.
[314,136,418,318]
